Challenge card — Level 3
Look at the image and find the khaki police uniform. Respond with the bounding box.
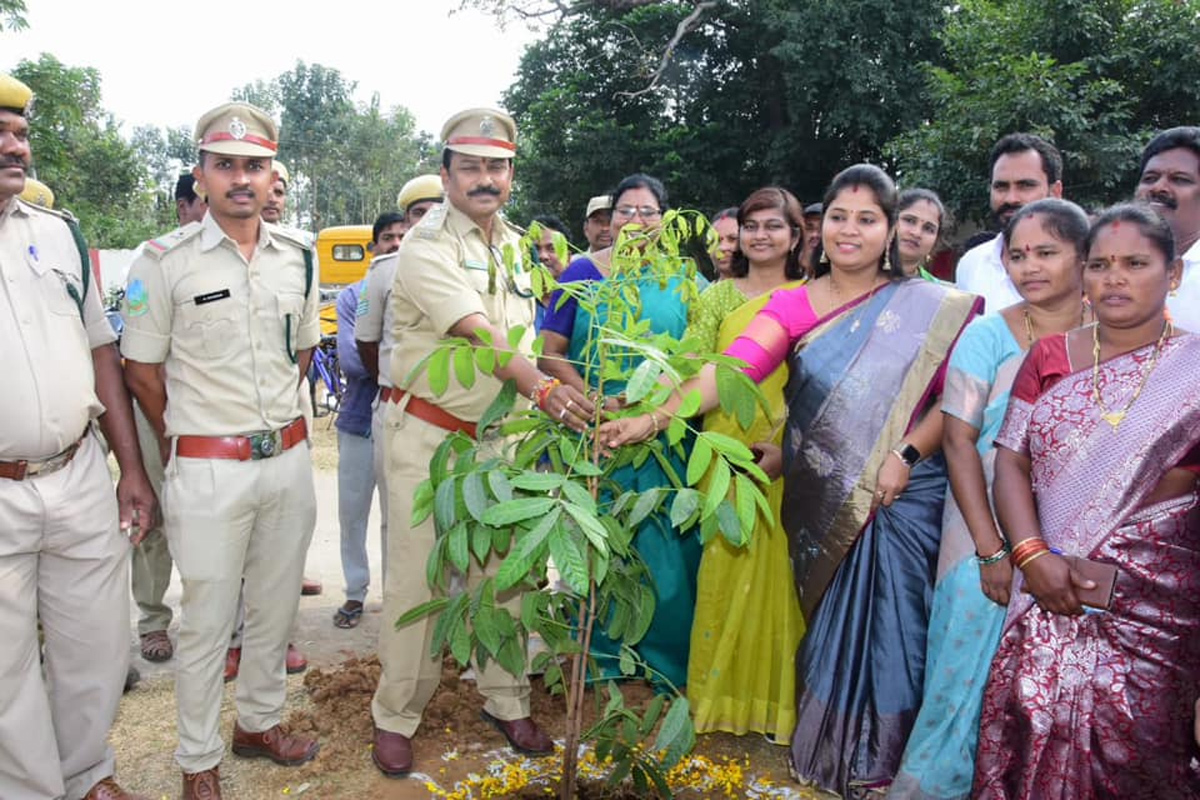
[372,198,539,737]
[354,249,399,553]
[131,400,172,636]
[121,201,319,771]
[0,194,132,799]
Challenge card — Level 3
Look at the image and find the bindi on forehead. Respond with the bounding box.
[1112,220,1121,230]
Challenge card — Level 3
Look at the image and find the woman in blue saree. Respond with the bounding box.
[538,173,698,689]
[600,165,982,796]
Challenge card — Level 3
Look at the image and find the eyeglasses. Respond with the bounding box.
[613,205,662,220]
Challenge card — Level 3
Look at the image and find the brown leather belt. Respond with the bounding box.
[175,418,308,461]
[386,388,477,438]
[0,435,85,481]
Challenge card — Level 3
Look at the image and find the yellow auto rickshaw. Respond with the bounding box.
[315,224,374,336]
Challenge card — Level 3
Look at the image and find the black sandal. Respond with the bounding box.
[332,602,364,629]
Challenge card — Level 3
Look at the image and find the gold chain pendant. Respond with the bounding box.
[1100,410,1127,429]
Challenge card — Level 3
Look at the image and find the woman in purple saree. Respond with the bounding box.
[975,204,1200,798]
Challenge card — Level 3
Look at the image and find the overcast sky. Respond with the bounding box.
[2,0,540,138]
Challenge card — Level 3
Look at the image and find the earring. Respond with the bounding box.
[882,250,892,272]
[819,250,829,266]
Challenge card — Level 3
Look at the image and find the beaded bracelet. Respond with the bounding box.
[976,541,1011,566]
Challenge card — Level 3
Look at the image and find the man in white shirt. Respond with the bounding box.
[1134,126,1200,332]
[955,133,1063,312]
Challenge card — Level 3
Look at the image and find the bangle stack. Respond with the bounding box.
[1010,537,1051,570]
[649,411,662,436]
[976,541,1011,566]
[530,375,561,411]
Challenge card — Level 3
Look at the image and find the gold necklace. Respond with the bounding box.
[828,275,885,334]
[1023,301,1089,346]
[1091,318,1172,430]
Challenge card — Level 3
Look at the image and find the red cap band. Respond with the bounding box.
[447,136,516,152]
[200,132,278,152]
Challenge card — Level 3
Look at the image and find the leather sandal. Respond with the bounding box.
[139,630,173,662]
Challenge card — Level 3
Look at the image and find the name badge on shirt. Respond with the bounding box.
[194,289,232,306]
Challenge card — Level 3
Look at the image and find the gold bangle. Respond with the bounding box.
[1017,549,1051,570]
[649,411,660,436]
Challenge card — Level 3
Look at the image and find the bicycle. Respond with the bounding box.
[308,334,344,418]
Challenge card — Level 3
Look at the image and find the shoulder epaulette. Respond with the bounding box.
[142,223,202,259]
[269,224,314,250]
[369,251,400,270]
[412,204,448,240]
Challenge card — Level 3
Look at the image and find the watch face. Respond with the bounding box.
[899,444,921,466]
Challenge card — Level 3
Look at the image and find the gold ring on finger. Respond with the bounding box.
[559,407,569,420]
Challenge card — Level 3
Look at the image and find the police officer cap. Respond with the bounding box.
[397,174,443,214]
[440,108,517,159]
[0,73,33,116]
[804,203,823,217]
[273,161,290,186]
[195,102,278,158]
[19,177,53,208]
[585,195,612,219]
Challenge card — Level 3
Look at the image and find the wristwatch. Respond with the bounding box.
[891,443,921,468]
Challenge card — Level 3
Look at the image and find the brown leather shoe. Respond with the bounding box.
[285,642,307,674]
[480,710,554,755]
[82,777,151,800]
[301,576,323,595]
[371,727,413,777]
[231,723,318,766]
[181,768,221,800]
[223,647,240,682]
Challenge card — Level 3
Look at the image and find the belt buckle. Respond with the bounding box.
[249,431,281,460]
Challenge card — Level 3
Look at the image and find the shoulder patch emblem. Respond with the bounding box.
[126,278,149,317]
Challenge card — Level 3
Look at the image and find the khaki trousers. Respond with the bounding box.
[163,443,316,773]
[0,433,129,800]
[371,406,529,737]
[370,395,389,581]
[131,403,172,635]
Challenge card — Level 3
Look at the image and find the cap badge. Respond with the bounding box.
[228,116,248,140]
[478,116,496,137]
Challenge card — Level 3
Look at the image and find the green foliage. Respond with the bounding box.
[501,0,944,233]
[0,0,26,31]
[14,54,158,247]
[885,0,1200,225]
[402,210,769,797]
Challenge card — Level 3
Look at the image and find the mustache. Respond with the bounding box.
[0,156,27,170]
[1146,192,1177,210]
[468,186,502,198]
[996,203,1022,220]
[226,188,255,199]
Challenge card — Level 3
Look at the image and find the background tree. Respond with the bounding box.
[14,54,157,247]
[236,61,438,231]
[500,0,943,240]
[885,0,1200,226]
[0,0,26,31]
[129,124,196,230]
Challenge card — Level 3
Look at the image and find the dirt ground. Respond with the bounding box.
[112,420,819,799]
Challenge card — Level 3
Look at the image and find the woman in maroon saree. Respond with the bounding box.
[975,203,1200,798]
